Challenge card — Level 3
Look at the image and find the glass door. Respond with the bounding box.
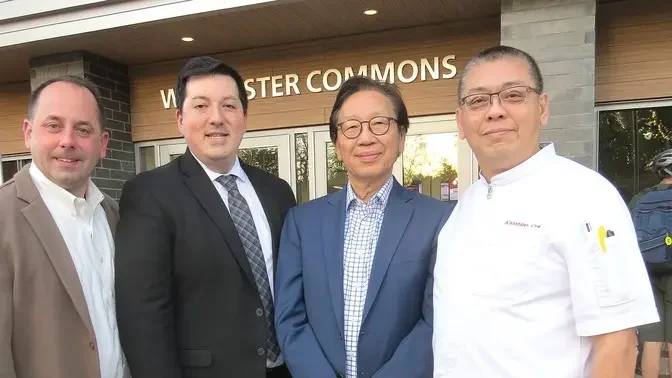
[313,115,476,201]
[156,134,292,185]
[158,143,187,165]
[314,130,348,196]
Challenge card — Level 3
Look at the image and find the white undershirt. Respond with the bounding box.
[193,154,282,368]
[29,163,127,378]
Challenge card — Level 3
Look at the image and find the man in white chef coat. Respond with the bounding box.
[432,45,659,378]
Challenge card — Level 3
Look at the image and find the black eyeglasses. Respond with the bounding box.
[460,85,540,112]
[337,116,397,139]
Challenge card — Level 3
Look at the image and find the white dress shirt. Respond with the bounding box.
[343,176,392,378]
[193,154,281,368]
[29,164,128,378]
[432,144,659,378]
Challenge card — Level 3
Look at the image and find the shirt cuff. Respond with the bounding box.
[576,311,660,337]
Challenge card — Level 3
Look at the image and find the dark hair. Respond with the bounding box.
[457,45,544,105]
[175,56,248,113]
[328,76,409,143]
[28,75,105,131]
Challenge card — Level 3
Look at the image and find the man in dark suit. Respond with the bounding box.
[114,56,296,378]
[274,76,452,378]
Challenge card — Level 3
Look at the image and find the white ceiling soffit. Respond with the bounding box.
[0,0,278,48]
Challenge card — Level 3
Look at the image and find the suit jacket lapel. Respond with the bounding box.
[15,166,95,336]
[179,150,256,285]
[241,162,282,274]
[362,182,413,322]
[324,189,346,336]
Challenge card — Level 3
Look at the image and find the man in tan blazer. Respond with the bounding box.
[0,75,128,378]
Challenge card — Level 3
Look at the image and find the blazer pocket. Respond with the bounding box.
[179,349,213,368]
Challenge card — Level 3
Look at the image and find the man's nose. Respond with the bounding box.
[209,107,225,124]
[58,128,77,148]
[486,95,507,121]
[357,122,376,144]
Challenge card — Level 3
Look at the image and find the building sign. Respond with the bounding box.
[159,55,457,109]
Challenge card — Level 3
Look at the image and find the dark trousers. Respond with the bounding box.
[267,363,291,378]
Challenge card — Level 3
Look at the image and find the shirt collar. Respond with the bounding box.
[192,154,249,184]
[29,162,104,215]
[481,143,556,186]
[346,175,394,210]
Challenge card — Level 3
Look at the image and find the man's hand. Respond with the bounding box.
[591,328,638,378]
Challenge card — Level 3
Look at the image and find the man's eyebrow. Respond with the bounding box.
[465,80,530,95]
[465,86,491,95]
[43,115,64,123]
[73,120,93,128]
[191,95,210,101]
[502,80,528,88]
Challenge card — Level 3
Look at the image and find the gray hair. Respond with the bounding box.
[457,45,544,105]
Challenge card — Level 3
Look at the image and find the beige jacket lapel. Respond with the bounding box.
[14,166,95,336]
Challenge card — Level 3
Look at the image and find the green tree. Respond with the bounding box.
[239,147,279,177]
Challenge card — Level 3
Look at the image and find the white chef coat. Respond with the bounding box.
[432,143,659,378]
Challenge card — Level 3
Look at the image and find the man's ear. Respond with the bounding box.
[539,92,549,127]
[456,108,466,140]
[23,119,32,149]
[176,109,185,135]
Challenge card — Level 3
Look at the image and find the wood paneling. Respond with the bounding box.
[0,81,29,155]
[596,0,672,103]
[130,17,499,142]
[0,0,500,84]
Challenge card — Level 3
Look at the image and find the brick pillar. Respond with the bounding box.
[30,52,134,200]
[501,0,597,168]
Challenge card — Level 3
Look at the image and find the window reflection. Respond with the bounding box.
[239,146,279,177]
[326,142,347,194]
[598,106,672,204]
[402,133,459,202]
[139,146,156,172]
[294,133,309,203]
[323,132,460,202]
[1,158,31,183]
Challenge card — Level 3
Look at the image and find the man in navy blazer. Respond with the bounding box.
[274,76,452,378]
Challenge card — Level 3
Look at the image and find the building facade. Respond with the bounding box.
[0,0,670,205]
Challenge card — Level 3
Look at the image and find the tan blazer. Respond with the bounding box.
[0,165,119,378]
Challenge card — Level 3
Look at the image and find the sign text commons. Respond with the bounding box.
[159,55,457,109]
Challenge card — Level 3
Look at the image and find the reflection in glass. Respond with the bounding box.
[139,146,156,172]
[326,142,347,194]
[599,110,635,202]
[295,133,310,204]
[1,158,31,183]
[2,161,19,182]
[239,146,279,177]
[598,106,671,204]
[402,133,459,202]
[636,108,672,193]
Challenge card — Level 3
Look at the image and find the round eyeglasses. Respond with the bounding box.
[460,85,540,112]
[337,116,397,139]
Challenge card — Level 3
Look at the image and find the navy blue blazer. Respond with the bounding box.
[274,179,453,378]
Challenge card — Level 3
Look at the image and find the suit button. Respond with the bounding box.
[257,348,265,356]
[89,341,95,351]
[256,308,264,316]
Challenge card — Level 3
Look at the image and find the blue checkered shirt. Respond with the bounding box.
[343,176,393,378]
